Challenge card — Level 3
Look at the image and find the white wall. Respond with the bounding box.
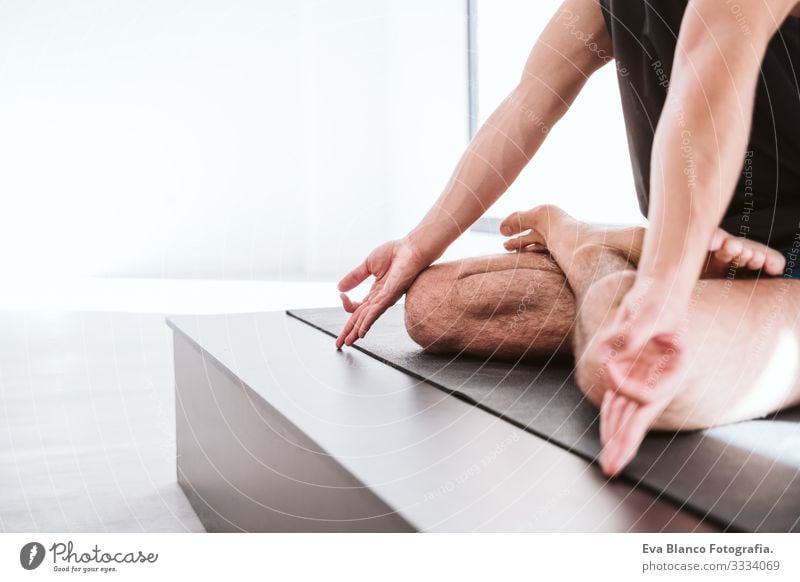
[0,0,468,281]
[476,0,643,226]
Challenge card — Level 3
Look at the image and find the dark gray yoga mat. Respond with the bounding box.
[288,306,800,532]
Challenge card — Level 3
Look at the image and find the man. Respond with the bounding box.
[336,0,800,476]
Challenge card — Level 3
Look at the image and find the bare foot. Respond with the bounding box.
[499,205,684,477]
[500,205,644,267]
[500,205,786,277]
[705,230,786,277]
[499,204,787,476]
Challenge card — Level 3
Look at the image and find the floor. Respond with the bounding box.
[0,280,341,532]
[0,233,501,532]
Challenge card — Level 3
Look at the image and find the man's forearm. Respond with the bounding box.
[406,0,611,263]
[637,64,757,299]
[406,80,577,261]
[637,0,793,298]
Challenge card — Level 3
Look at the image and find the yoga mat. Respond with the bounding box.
[288,306,800,533]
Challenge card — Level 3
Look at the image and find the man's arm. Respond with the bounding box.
[593,0,800,477]
[638,0,798,303]
[407,0,613,263]
[337,0,612,347]
[599,0,798,401]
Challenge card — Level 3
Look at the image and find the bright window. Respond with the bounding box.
[474,0,643,226]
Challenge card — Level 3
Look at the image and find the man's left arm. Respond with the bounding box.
[637,0,798,303]
[608,0,798,371]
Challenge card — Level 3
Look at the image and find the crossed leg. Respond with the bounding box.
[522,205,800,473]
[404,251,575,360]
[405,213,645,360]
[405,205,800,474]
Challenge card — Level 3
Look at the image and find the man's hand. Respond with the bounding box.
[599,279,686,403]
[335,239,430,349]
[593,278,688,476]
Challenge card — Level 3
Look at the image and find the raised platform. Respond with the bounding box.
[290,306,800,533]
[168,311,715,532]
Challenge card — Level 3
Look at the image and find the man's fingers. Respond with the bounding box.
[606,394,626,443]
[600,390,628,446]
[356,291,396,337]
[600,402,660,477]
[340,293,361,313]
[336,313,358,349]
[600,393,631,475]
[337,286,398,347]
[345,301,374,346]
[499,212,525,236]
[344,322,361,347]
[357,303,385,338]
[615,399,638,444]
[605,357,647,402]
[338,261,370,292]
[353,304,374,341]
[600,390,613,446]
[605,334,681,404]
[602,397,638,468]
[337,292,373,347]
[614,315,661,360]
[341,302,370,346]
[345,307,368,346]
[605,362,640,401]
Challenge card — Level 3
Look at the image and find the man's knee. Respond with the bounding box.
[652,396,721,432]
[404,264,457,351]
[573,269,637,398]
[405,253,575,356]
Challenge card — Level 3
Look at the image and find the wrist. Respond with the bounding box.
[637,224,712,303]
[403,224,453,265]
[400,233,439,267]
[633,269,695,308]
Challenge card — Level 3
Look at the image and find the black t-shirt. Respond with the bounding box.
[600,0,800,248]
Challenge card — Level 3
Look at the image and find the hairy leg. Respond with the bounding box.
[404,251,575,360]
[508,205,800,473]
[404,205,781,364]
[405,211,652,360]
[577,261,800,446]
[501,205,786,279]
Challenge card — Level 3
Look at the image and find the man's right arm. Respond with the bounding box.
[406,0,614,263]
[336,0,613,347]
